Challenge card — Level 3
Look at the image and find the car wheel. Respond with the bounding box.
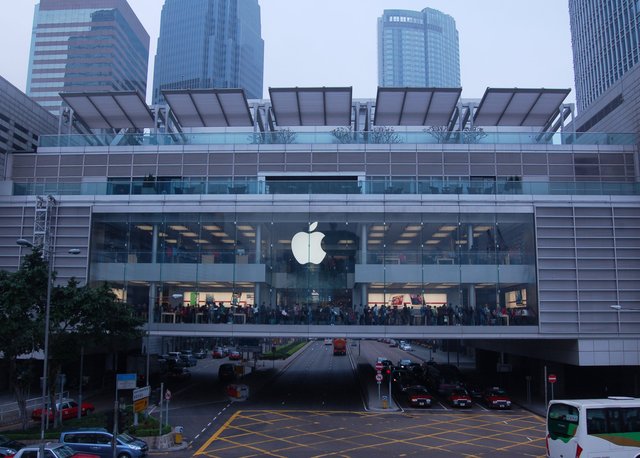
[117,453,131,458]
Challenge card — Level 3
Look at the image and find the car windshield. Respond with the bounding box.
[118,432,137,444]
[489,388,507,395]
[54,444,78,458]
[451,389,469,396]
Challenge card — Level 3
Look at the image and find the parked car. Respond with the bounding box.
[179,353,197,367]
[447,387,473,408]
[166,366,191,382]
[388,339,398,347]
[483,387,512,409]
[218,363,236,382]
[396,359,414,370]
[31,398,95,422]
[228,350,242,361]
[0,435,24,457]
[405,385,433,408]
[8,443,99,458]
[60,428,149,458]
[212,347,227,358]
[399,342,413,351]
[194,349,208,359]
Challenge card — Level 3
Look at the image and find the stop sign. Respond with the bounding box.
[375,362,383,371]
[548,374,557,384]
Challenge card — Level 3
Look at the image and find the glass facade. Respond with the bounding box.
[89,211,538,327]
[27,0,150,116]
[152,0,264,103]
[569,0,640,112]
[378,8,460,88]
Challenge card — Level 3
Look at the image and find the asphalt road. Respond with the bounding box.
[150,341,546,457]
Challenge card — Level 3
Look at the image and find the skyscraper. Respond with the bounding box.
[153,0,264,104]
[378,8,460,88]
[26,0,150,116]
[569,0,640,113]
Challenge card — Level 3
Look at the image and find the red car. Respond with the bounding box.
[31,398,95,422]
[212,347,226,358]
[228,350,242,361]
[482,387,512,409]
[405,385,433,408]
[447,387,473,408]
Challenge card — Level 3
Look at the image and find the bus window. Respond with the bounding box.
[588,407,640,435]
[586,408,606,434]
[548,403,579,439]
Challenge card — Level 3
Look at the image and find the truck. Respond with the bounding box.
[332,338,347,356]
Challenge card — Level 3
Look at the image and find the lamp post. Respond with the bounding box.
[609,304,640,333]
[16,238,80,446]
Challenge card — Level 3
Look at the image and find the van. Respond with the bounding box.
[60,428,148,458]
[218,363,236,382]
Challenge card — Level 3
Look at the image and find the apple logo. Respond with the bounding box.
[291,222,327,265]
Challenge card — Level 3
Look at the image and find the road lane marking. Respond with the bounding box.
[194,409,240,455]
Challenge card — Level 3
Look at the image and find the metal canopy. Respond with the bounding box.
[473,88,571,127]
[374,87,462,126]
[60,91,154,130]
[162,89,253,127]
[269,87,352,126]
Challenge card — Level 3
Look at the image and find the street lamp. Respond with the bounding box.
[609,305,640,333]
[16,238,80,446]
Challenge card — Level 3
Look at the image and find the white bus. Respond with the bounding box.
[546,397,640,458]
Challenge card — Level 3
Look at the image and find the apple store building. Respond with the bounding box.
[2,87,640,368]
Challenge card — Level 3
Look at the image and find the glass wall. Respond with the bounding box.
[89,210,537,327]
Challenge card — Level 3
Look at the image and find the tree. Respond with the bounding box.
[0,249,48,430]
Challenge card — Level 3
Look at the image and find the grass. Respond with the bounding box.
[260,340,307,360]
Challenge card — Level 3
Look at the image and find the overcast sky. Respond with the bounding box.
[0,0,576,105]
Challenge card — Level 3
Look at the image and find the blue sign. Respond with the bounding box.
[116,373,137,390]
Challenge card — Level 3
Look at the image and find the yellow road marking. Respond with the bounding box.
[194,410,241,456]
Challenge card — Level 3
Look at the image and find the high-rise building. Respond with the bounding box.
[378,8,460,88]
[152,0,264,104]
[569,0,640,114]
[26,0,150,116]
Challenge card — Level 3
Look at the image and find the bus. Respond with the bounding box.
[546,397,640,458]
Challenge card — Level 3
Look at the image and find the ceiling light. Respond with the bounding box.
[426,240,440,245]
[182,232,198,237]
[395,240,411,244]
[278,240,291,244]
[440,225,457,232]
[369,233,385,238]
[368,240,381,244]
[158,232,168,237]
[473,225,493,232]
[165,239,177,244]
[135,225,153,231]
[212,232,228,237]
[203,225,221,231]
[405,225,422,231]
[222,239,235,244]
[400,232,418,238]
[432,233,449,238]
[370,225,387,231]
[243,232,256,237]
[169,225,189,231]
[195,239,210,244]
[237,225,253,231]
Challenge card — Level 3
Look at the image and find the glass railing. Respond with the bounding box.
[38,130,637,147]
[13,179,640,196]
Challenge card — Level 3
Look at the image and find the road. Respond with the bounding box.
[150,340,546,457]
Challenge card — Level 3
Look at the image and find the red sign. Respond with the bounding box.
[375,362,383,371]
[548,374,557,384]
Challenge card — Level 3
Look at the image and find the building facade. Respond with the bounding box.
[0,86,639,394]
[378,8,460,88]
[569,0,640,114]
[0,76,58,180]
[26,0,150,116]
[152,0,264,104]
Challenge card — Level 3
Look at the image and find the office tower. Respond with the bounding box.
[569,0,640,113]
[378,8,461,88]
[26,0,150,116]
[0,76,58,177]
[153,0,264,103]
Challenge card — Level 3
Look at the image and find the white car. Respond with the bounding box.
[400,342,413,351]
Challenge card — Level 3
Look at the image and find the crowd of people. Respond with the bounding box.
[143,301,536,326]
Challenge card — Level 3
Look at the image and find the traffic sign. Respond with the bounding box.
[116,373,136,390]
[375,373,383,382]
[375,362,383,371]
[165,389,172,401]
[548,374,557,384]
